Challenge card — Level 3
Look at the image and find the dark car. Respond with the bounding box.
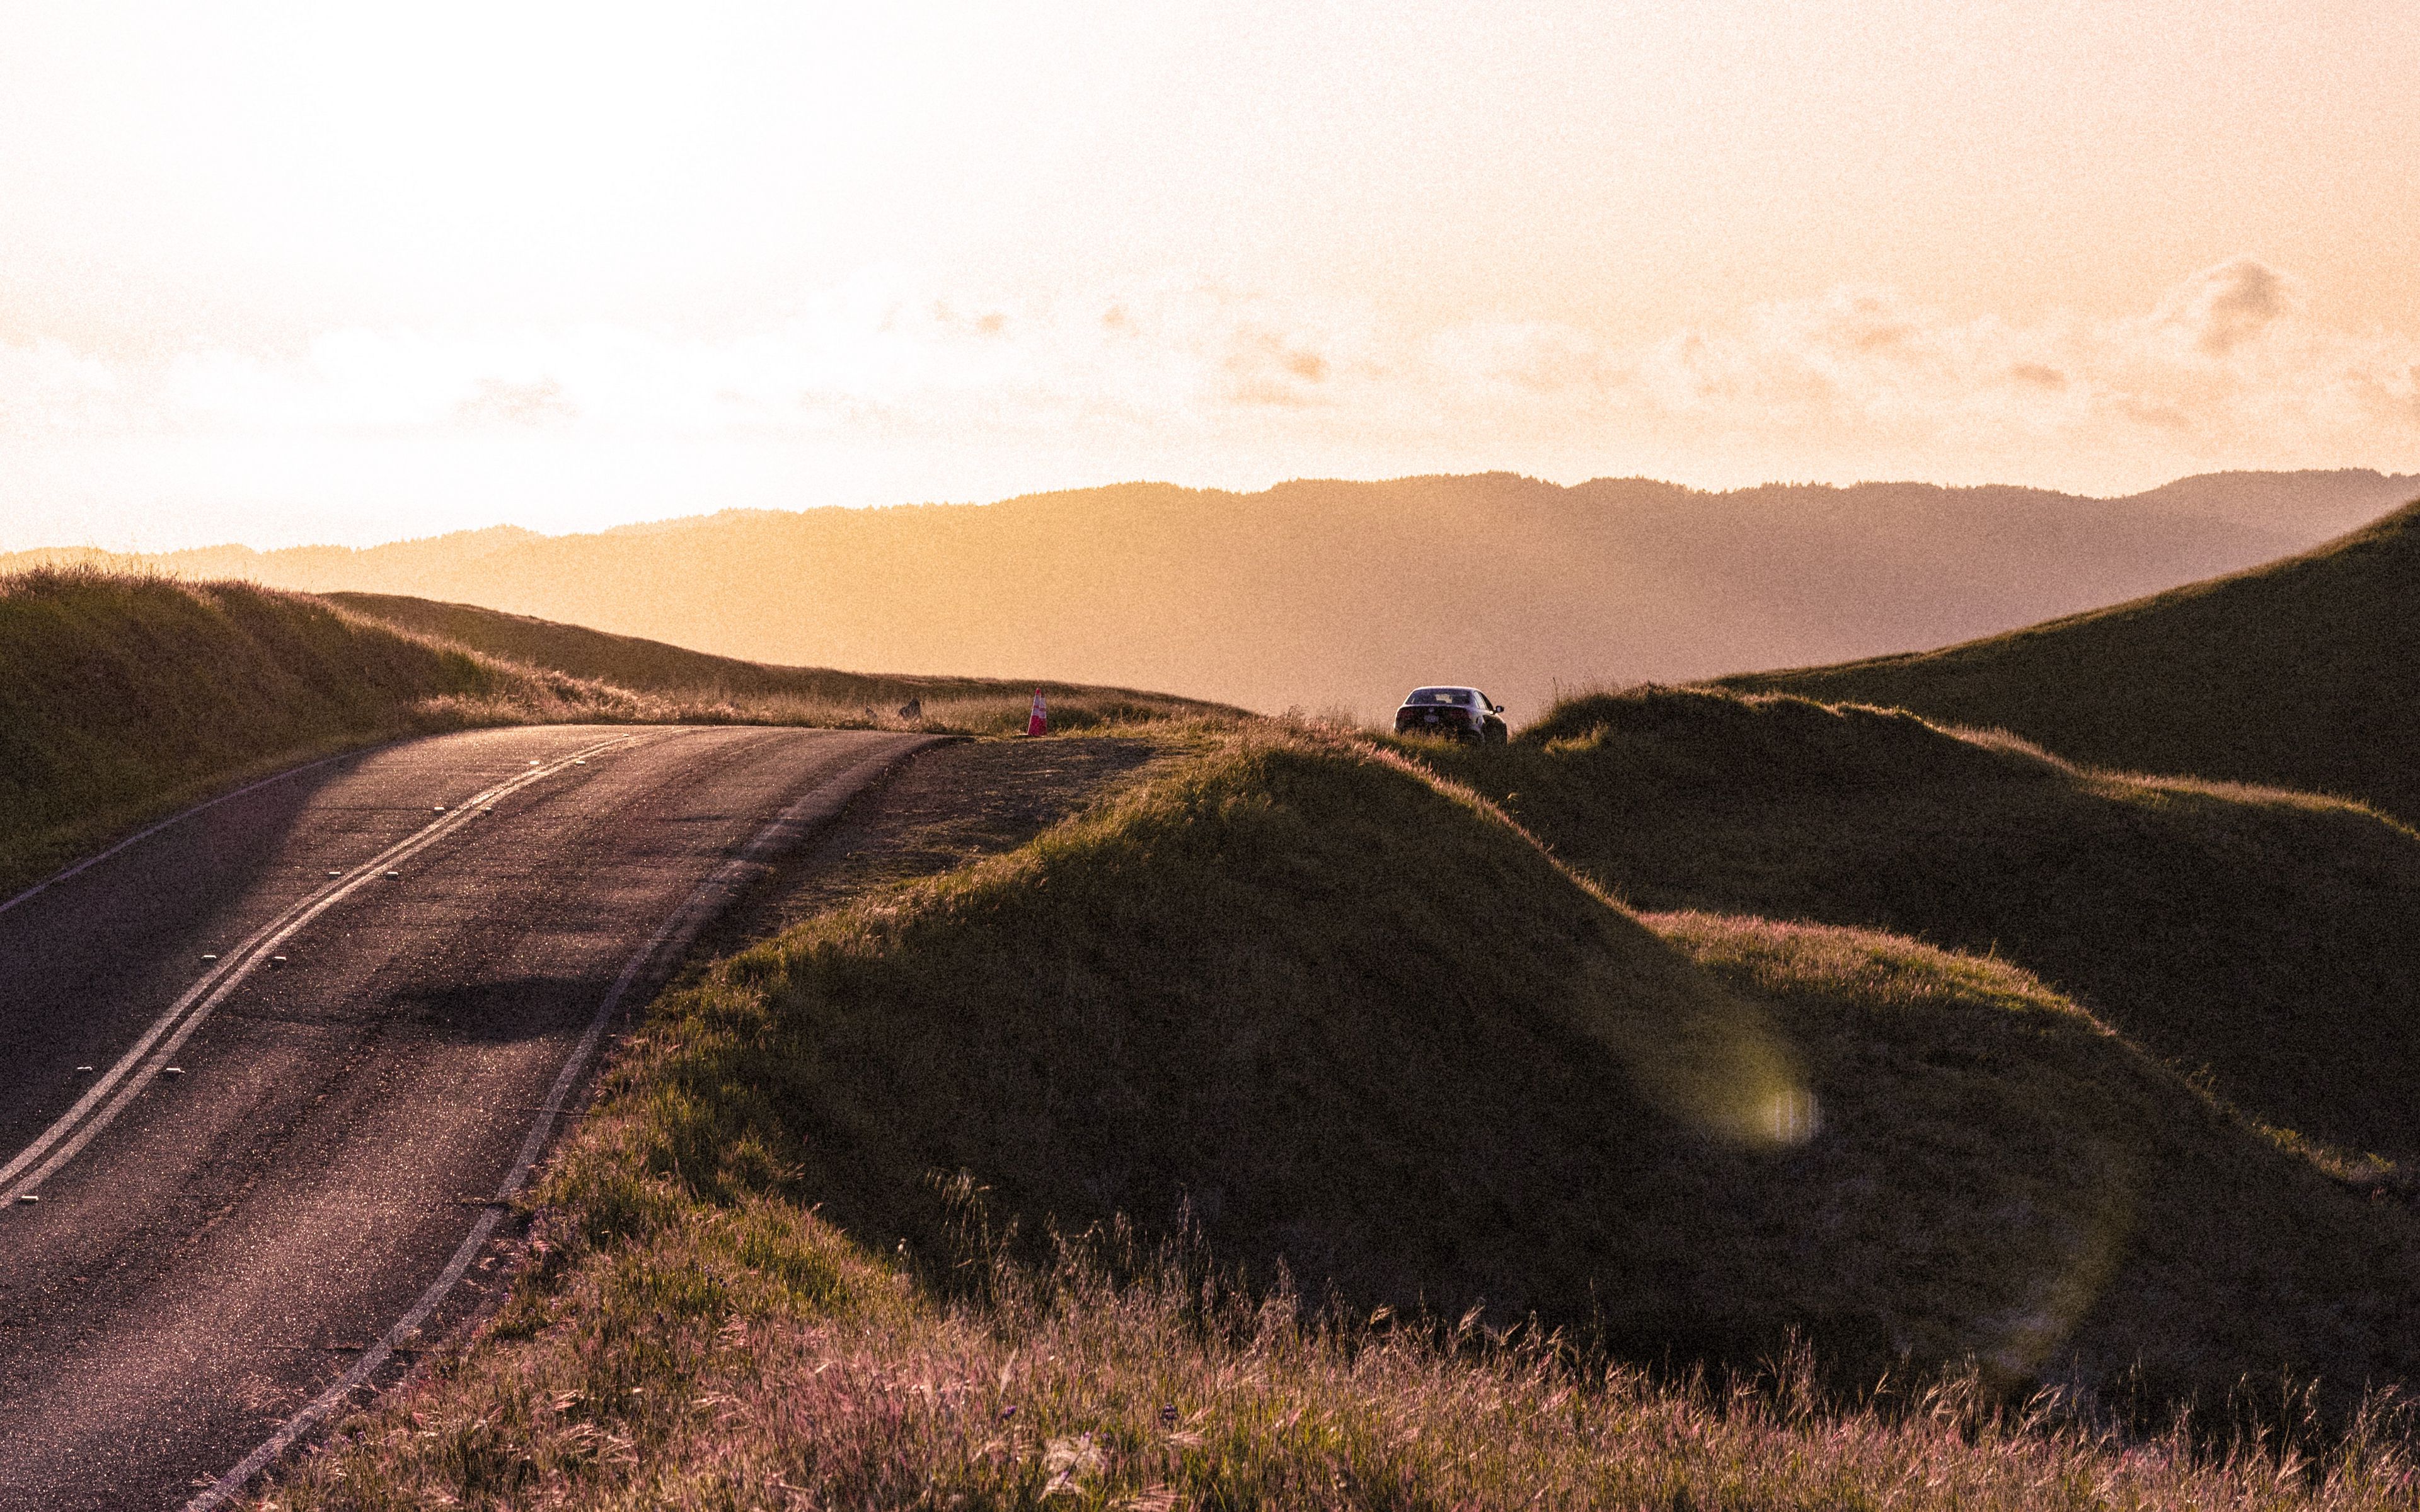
[1393,685,1507,743]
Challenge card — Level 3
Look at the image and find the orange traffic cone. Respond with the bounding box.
[1027,689,1047,736]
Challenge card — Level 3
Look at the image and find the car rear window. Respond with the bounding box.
[1409,689,1470,705]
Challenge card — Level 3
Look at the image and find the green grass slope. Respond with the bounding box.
[1415,686,2420,1169]
[539,730,2420,1409]
[326,590,1230,731]
[1722,495,2420,826]
[0,568,554,897]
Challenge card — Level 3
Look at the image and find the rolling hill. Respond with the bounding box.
[1411,685,2420,1173]
[0,569,585,900]
[418,728,2420,1423]
[13,469,2412,719]
[0,570,1223,902]
[325,590,1227,726]
[1724,495,2420,826]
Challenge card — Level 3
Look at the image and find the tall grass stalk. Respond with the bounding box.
[262,1174,2420,1511]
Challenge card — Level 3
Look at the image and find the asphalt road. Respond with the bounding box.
[0,725,933,1511]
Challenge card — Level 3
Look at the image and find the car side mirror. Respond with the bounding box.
[1492,703,1503,714]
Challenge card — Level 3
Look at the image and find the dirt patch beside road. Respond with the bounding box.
[691,735,1175,962]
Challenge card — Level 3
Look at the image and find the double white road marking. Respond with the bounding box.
[0,733,647,1208]
[183,735,934,1512]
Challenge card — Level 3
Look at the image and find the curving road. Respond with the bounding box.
[0,725,935,1511]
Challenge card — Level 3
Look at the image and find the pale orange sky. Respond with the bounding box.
[3,0,2416,550]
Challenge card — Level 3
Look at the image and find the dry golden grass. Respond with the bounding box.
[260,1188,2420,1511]
[1,568,533,898]
[0,568,1222,901]
[325,590,1233,734]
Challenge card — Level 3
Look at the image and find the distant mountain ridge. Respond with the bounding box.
[2121,469,2417,536]
[9,469,2411,718]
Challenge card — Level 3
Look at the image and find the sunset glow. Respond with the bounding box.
[4,0,2414,548]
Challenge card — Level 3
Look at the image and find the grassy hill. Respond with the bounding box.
[1724,495,2420,827]
[0,570,1221,904]
[0,569,589,900]
[263,727,2420,1509]
[1411,685,2420,1172]
[326,590,1226,729]
[490,731,2420,1395]
[20,469,2414,719]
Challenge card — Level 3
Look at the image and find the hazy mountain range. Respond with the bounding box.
[13,468,2413,718]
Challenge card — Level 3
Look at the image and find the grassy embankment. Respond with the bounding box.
[263,728,2420,1509]
[1722,495,2420,827]
[0,569,1228,902]
[1409,685,2420,1174]
[328,590,1223,736]
[0,568,639,900]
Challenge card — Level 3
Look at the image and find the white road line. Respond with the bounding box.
[185,736,935,1512]
[0,732,654,1205]
[0,748,384,920]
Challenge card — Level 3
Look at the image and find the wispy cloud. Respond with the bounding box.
[1601,260,2416,455]
[3,259,2415,546]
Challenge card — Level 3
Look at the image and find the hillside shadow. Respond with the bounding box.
[1431,687,2420,1167]
[0,750,374,1154]
[609,730,2420,1418]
